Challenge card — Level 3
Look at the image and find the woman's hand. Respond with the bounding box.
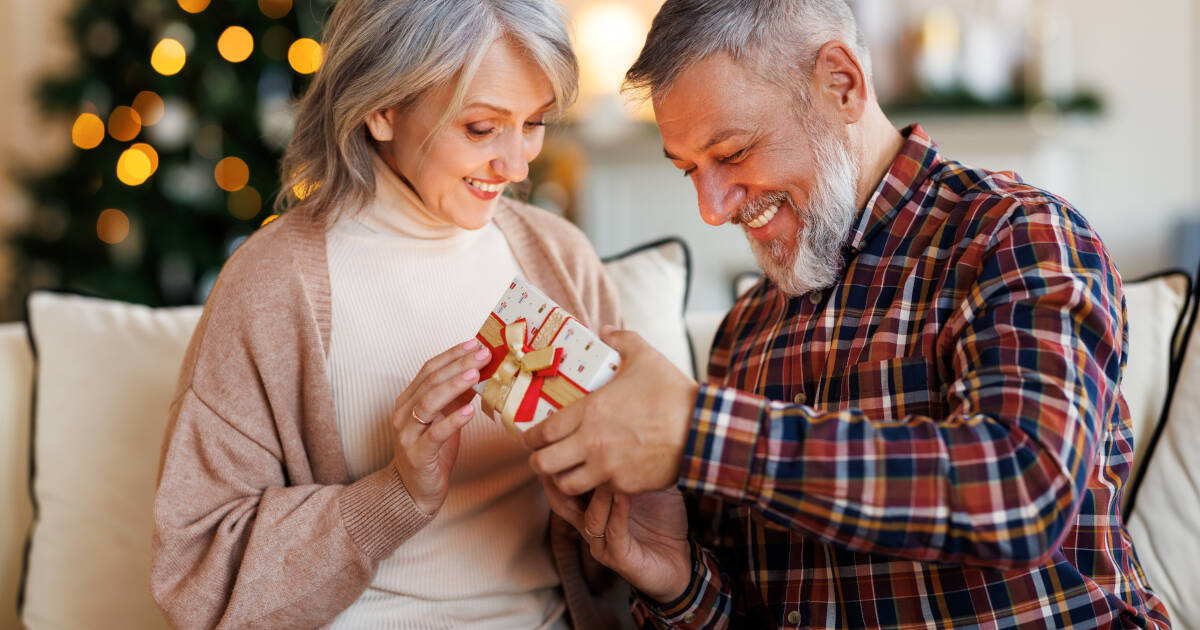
[391,339,492,515]
[541,478,693,603]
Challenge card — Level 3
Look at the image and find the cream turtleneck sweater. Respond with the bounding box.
[324,158,566,629]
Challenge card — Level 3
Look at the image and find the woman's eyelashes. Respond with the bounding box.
[466,122,497,139]
[464,119,546,140]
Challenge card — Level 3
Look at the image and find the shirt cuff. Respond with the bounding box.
[635,539,726,629]
[679,384,769,503]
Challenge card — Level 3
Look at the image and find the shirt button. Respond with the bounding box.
[808,292,822,305]
[793,392,807,404]
[788,610,802,625]
[682,612,697,623]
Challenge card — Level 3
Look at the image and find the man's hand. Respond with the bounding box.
[524,327,700,495]
[541,478,692,603]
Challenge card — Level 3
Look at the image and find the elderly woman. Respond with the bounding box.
[149,1,626,628]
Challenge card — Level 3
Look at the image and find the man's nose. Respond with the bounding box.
[694,169,742,226]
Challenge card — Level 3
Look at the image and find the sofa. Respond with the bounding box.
[2,237,1197,629]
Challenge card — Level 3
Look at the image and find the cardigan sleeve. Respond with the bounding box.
[150,220,435,629]
[152,388,433,629]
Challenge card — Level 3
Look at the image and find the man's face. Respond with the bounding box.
[654,53,861,296]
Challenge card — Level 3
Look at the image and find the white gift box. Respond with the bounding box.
[472,276,621,433]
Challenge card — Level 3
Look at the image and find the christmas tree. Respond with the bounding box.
[9,0,331,314]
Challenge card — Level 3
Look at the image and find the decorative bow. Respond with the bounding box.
[480,319,565,431]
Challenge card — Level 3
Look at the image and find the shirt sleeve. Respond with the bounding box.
[678,201,1125,569]
[630,539,732,629]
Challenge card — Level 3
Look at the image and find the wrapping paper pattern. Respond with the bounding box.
[473,276,620,433]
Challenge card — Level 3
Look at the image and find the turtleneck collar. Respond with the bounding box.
[355,149,466,241]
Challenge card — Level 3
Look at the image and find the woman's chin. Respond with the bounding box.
[452,210,495,231]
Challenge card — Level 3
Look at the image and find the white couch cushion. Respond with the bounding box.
[0,323,33,630]
[22,293,201,629]
[1127,291,1200,627]
[1121,272,1191,490]
[602,238,694,378]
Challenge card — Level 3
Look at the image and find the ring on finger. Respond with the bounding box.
[583,525,605,539]
[412,409,433,425]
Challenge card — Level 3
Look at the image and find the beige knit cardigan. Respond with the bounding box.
[151,199,629,629]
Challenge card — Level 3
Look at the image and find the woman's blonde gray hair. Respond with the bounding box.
[623,0,871,109]
[277,0,578,222]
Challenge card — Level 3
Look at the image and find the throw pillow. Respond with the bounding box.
[1126,278,1200,628]
[1120,270,1191,508]
[22,292,200,629]
[602,237,694,379]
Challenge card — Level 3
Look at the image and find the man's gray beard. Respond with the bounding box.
[746,129,860,297]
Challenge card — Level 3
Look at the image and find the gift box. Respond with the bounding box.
[473,276,621,434]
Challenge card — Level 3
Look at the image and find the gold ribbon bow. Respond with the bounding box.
[480,319,562,432]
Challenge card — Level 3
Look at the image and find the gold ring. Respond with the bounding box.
[583,525,606,539]
[411,409,433,425]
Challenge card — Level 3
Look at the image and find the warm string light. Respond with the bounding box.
[131,91,164,126]
[88,6,313,247]
[258,0,292,19]
[96,209,130,244]
[214,157,250,191]
[72,113,105,149]
[176,0,210,13]
[228,186,262,220]
[292,179,319,200]
[218,26,254,63]
[107,106,142,141]
[116,148,153,186]
[130,143,159,174]
[288,38,322,74]
[151,38,187,75]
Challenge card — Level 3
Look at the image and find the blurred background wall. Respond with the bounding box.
[1,0,1198,318]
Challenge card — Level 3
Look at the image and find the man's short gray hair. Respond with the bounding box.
[623,0,871,107]
[278,0,577,223]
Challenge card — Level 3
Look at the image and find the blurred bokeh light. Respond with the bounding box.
[287,38,322,74]
[214,157,249,192]
[218,26,254,63]
[151,38,187,76]
[71,113,105,150]
[96,209,131,244]
[131,91,164,126]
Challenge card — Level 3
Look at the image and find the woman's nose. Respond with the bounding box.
[491,131,530,182]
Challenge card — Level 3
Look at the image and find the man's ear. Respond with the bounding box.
[812,41,869,124]
[365,107,397,142]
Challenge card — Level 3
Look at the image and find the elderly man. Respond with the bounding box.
[526,0,1170,628]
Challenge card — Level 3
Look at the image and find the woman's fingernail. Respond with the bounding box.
[462,368,479,381]
[474,348,490,361]
[460,404,474,416]
[463,339,479,350]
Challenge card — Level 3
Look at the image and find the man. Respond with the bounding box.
[525,0,1170,628]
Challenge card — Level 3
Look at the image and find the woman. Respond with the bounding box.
[150,1,626,627]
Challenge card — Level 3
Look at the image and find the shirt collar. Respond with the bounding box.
[844,124,941,253]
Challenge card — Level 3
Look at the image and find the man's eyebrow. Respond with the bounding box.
[701,128,751,152]
[663,128,752,161]
[463,98,557,117]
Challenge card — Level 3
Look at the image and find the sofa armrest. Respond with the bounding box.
[0,322,34,629]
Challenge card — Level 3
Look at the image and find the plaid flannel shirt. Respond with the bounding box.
[632,126,1170,629]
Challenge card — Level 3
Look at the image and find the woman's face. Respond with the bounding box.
[367,37,556,230]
